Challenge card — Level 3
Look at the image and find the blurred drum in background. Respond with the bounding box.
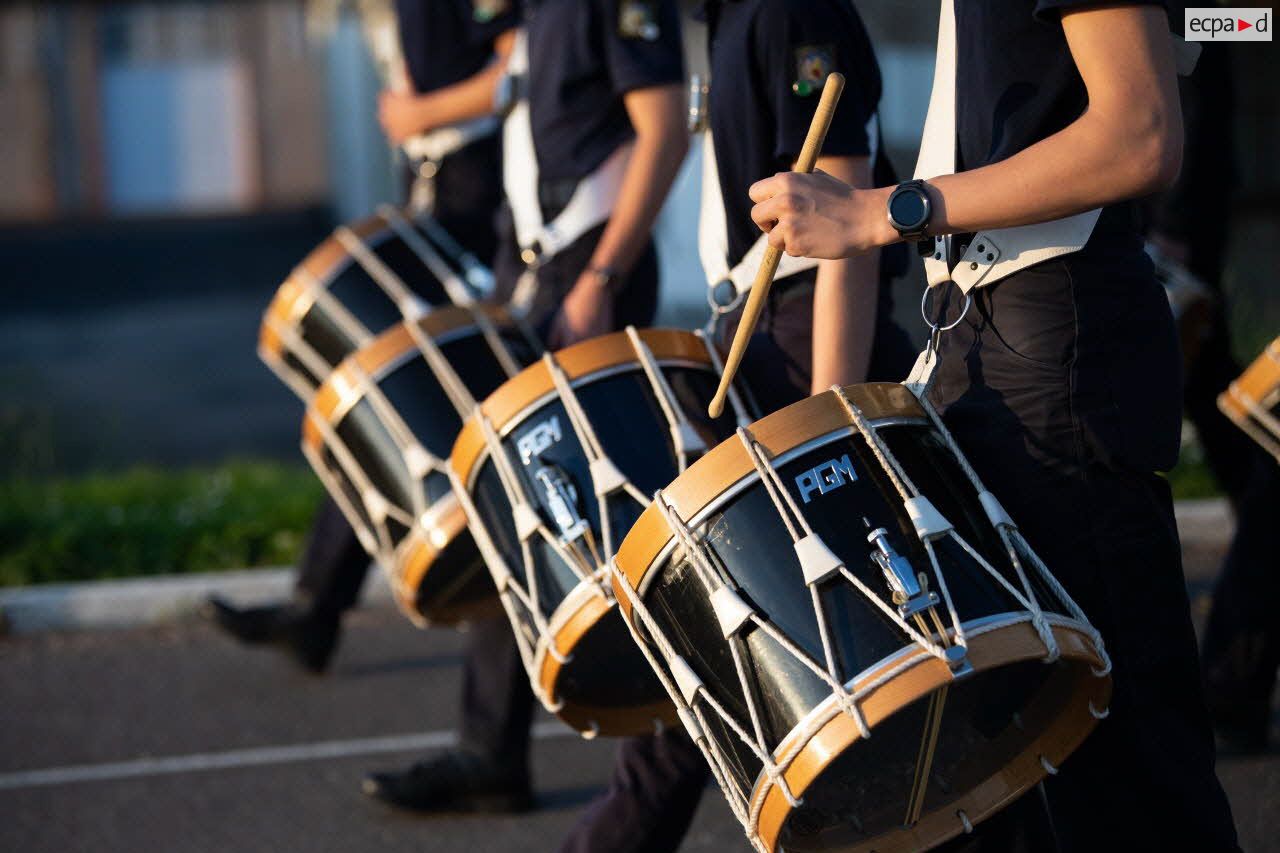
[1218,336,1280,464]
[613,383,1112,853]
[303,305,537,626]
[450,328,756,737]
[259,206,492,400]
[1148,241,1215,369]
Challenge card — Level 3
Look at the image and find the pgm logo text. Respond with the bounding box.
[518,416,562,464]
[796,454,857,504]
[1185,8,1271,40]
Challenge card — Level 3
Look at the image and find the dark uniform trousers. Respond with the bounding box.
[925,238,1241,852]
[559,273,918,853]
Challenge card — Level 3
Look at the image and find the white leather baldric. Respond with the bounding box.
[915,0,1101,293]
[698,130,819,300]
[502,30,632,263]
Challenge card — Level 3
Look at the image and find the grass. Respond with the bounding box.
[0,461,324,587]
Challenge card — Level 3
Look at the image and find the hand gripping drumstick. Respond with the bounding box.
[708,72,846,419]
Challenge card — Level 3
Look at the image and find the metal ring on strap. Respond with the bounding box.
[920,285,971,333]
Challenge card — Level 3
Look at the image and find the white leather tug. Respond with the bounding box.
[403,116,500,165]
[502,30,631,265]
[915,0,1100,294]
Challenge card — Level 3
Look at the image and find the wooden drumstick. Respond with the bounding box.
[708,72,846,419]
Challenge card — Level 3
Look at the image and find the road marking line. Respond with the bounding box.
[0,721,575,791]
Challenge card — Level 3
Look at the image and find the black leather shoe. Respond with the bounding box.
[361,750,533,814]
[204,597,340,675]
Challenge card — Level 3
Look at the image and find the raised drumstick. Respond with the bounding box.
[707,72,846,419]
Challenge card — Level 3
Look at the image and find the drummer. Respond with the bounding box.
[748,2,1240,849]
[556,2,917,849]
[490,0,689,348]
[366,0,690,814]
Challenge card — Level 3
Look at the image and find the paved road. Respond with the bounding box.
[1,538,1275,852]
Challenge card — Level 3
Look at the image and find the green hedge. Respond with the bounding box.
[0,462,324,587]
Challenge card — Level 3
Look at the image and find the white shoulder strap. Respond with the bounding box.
[501,29,630,264]
[696,129,823,307]
[917,0,1100,293]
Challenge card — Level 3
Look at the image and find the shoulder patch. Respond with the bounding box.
[472,0,510,23]
[792,44,835,97]
[618,0,661,41]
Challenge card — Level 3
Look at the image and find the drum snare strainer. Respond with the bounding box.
[450,327,756,737]
[613,382,1112,853]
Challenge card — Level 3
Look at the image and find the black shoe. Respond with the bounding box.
[362,750,533,814]
[204,596,340,675]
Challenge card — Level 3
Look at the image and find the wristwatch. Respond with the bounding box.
[886,180,933,243]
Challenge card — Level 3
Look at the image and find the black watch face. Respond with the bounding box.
[890,189,928,231]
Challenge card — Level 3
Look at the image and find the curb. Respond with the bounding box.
[0,566,392,636]
[0,499,1231,636]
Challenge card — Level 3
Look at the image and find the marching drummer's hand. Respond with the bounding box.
[379,90,429,145]
[749,171,898,260]
[547,274,615,349]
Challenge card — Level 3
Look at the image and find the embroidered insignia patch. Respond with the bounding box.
[473,0,509,23]
[618,0,661,41]
[792,44,835,96]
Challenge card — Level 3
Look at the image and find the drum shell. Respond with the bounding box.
[1217,336,1280,464]
[259,211,466,399]
[304,307,535,625]
[615,385,1111,852]
[452,329,752,735]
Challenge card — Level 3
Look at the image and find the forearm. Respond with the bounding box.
[812,254,878,393]
[410,57,508,133]
[748,6,1183,260]
[587,93,688,274]
[810,154,877,392]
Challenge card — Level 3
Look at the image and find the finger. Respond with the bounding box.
[750,197,785,232]
[767,220,790,251]
[748,173,789,204]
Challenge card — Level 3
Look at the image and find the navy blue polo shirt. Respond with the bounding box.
[955,0,1166,235]
[706,0,903,286]
[524,0,685,183]
[397,0,519,94]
